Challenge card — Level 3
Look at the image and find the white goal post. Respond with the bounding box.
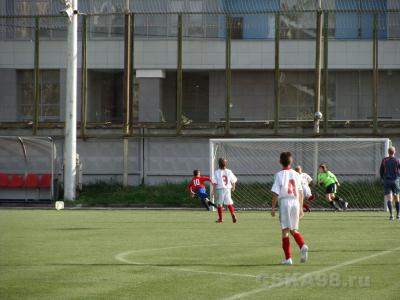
[209,138,391,211]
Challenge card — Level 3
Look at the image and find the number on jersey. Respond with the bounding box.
[287,179,297,196]
[222,175,228,186]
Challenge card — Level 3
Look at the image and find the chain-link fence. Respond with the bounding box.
[0,1,399,134]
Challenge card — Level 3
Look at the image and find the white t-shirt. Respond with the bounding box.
[271,168,303,200]
[300,172,312,188]
[212,168,237,189]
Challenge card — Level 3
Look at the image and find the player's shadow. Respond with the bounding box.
[46,262,281,267]
[311,249,387,253]
[89,221,209,224]
[135,263,287,268]
[51,227,106,231]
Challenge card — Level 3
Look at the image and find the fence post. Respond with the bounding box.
[225,15,232,135]
[33,17,40,135]
[314,9,323,135]
[323,11,329,134]
[80,14,88,139]
[372,13,379,134]
[123,13,133,187]
[176,14,183,135]
[274,13,280,134]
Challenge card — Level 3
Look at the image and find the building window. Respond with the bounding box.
[133,1,218,39]
[91,0,124,39]
[182,72,209,122]
[335,0,387,39]
[388,13,400,39]
[231,17,244,39]
[331,71,372,120]
[280,71,315,120]
[87,70,124,123]
[160,71,209,123]
[17,70,60,122]
[10,0,66,40]
[379,70,400,119]
[161,71,177,122]
[187,0,204,37]
[280,0,316,39]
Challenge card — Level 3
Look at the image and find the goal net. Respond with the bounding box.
[210,138,390,211]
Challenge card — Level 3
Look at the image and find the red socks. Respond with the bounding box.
[282,237,291,259]
[227,204,235,215]
[282,232,305,259]
[293,232,305,249]
[303,204,310,211]
[217,206,223,222]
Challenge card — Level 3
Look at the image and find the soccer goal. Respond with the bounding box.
[210,138,390,211]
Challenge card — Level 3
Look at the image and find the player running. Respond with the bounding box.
[212,158,238,223]
[317,163,348,211]
[188,170,216,211]
[271,152,309,265]
[295,165,317,212]
[380,146,400,221]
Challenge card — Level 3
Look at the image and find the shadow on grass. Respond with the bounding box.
[311,249,388,253]
[51,227,107,231]
[47,262,281,268]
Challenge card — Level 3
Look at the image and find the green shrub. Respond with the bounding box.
[76,180,384,209]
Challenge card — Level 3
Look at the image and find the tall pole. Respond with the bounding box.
[80,14,88,140]
[225,16,232,135]
[176,14,183,135]
[33,17,40,135]
[123,13,133,187]
[314,2,323,134]
[372,13,379,134]
[323,11,329,134]
[64,0,78,201]
[274,13,280,134]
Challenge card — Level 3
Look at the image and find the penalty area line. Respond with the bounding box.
[115,245,258,279]
[221,245,400,300]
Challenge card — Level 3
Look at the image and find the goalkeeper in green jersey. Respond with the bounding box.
[317,163,348,211]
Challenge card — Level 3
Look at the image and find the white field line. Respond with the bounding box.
[222,245,400,300]
[115,245,258,279]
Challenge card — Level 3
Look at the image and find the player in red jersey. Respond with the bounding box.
[188,170,216,211]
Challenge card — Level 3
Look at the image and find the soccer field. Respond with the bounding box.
[1,210,400,300]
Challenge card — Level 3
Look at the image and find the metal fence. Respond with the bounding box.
[0,1,399,138]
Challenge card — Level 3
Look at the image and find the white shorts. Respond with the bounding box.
[279,198,300,230]
[303,186,312,199]
[215,188,233,206]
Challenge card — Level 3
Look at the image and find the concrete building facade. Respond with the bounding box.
[0,0,399,185]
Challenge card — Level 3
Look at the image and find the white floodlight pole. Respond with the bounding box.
[64,0,78,200]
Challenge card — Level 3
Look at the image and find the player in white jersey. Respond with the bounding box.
[271,152,309,265]
[295,165,317,212]
[212,158,238,223]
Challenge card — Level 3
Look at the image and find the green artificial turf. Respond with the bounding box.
[1,210,400,300]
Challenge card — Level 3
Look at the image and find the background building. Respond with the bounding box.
[0,0,399,184]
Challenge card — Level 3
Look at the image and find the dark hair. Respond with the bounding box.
[280,152,292,167]
[193,170,200,176]
[319,163,328,172]
[218,158,227,169]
